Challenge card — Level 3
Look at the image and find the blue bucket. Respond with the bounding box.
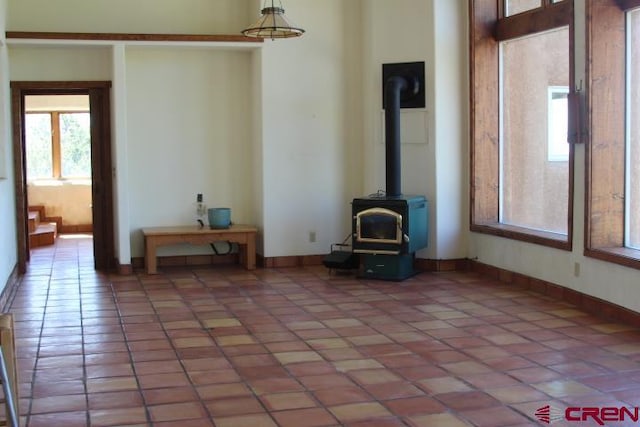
[208,208,231,229]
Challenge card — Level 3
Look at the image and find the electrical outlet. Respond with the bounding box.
[574,262,580,277]
[309,231,316,243]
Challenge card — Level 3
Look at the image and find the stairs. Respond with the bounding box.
[28,206,60,248]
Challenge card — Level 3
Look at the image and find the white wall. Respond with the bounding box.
[9,46,112,81]
[7,0,249,35]
[432,1,469,259]
[0,0,18,292]
[362,0,468,260]
[260,0,363,257]
[27,183,92,225]
[125,47,255,257]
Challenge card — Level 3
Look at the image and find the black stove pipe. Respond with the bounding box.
[384,75,409,198]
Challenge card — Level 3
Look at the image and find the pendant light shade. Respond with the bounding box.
[242,1,305,39]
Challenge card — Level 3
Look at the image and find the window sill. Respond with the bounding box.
[28,178,91,186]
[584,247,640,271]
[471,222,572,251]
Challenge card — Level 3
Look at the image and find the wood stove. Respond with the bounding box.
[351,62,428,280]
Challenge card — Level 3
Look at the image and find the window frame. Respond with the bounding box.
[470,0,575,250]
[585,0,640,269]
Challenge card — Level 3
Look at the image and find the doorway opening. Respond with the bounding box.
[11,82,114,273]
[25,94,93,248]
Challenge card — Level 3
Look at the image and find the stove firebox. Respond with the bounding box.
[352,195,428,280]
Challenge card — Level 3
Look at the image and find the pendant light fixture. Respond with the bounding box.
[242,0,305,39]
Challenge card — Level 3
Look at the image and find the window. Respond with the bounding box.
[627,8,640,250]
[25,111,91,180]
[505,0,541,16]
[500,27,571,235]
[470,0,574,249]
[586,0,640,268]
[25,113,53,179]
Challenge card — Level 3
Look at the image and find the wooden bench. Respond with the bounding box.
[142,225,257,274]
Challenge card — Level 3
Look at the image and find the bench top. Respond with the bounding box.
[142,224,257,236]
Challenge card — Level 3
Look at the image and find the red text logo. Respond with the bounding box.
[565,407,639,425]
[536,405,640,425]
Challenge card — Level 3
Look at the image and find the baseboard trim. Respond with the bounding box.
[470,260,640,328]
[117,262,133,275]
[256,255,471,271]
[131,254,240,271]
[259,255,324,268]
[59,224,93,234]
[415,258,471,272]
[0,265,20,312]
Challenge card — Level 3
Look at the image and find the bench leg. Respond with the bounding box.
[145,238,158,274]
[245,234,256,270]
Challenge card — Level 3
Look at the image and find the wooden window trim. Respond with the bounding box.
[51,112,61,178]
[470,0,574,251]
[616,0,640,11]
[496,0,573,41]
[585,0,640,270]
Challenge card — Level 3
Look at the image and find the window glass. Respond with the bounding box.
[500,26,570,234]
[548,86,570,162]
[25,113,53,180]
[505,0,541,16]
[626,8,640,249]
[60,113,91,177]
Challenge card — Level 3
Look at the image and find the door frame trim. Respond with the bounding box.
[11,81,115,273]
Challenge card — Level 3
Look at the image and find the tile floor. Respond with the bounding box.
[7,234,640,426]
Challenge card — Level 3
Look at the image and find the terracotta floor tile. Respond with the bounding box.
[89,407,148,426]
[349,369,402,385]
[249,377,305,395]
[155,419,214,427]
[206,396,265,417]
[365,382,424,400]
[485,384,550,404]
[329,402,392,422]
[261,391,317,411]
[14,238,640,427]
[138,372,191,389]
[214,413,278,427]
[196,382,253,400]
[460,406,531,427]
[299,373,357,390]
[88,390,145,410]
[533,379,599,397]
[384,396,446,416]
[142,386,199,405]
[274,350,324,364]
[32,380,86,397]
[313,386,373,406]
[148,401,207,422]
[86,376,139,393]
[405,412,475,427]
[28,410,89,427]
[272,407,337,427]
[333,358,384,371]
[30,394,88,414]
[85,363,134,379]
[435,391,501,411]
[416,376,472,394]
